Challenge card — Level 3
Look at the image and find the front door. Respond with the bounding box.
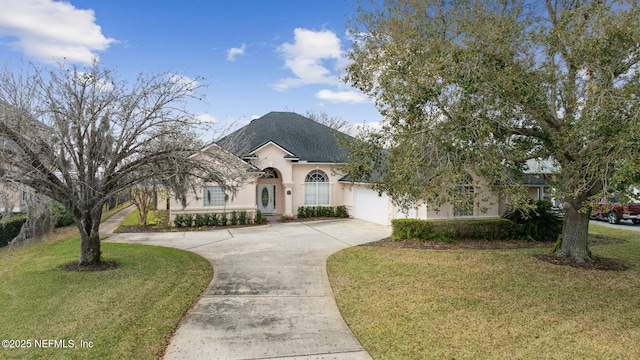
[257,184,276,214]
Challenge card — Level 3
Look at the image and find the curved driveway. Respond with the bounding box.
[107,219,390,360]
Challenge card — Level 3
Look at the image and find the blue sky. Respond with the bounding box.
[0,0,382,135]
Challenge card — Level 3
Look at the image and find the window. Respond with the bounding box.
[305,170,329,205]
[454,178,474,217]
[203,186,225,207]
[260,167,278,179]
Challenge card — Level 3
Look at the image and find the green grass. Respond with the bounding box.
[118,208,167,228]
[0,233,212,359]
[327,223,640,360]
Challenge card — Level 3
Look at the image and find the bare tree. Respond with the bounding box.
[129,183,156,226]
[304,110,350,132]
[0,62,251,265]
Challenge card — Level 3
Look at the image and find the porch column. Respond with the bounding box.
[283,181,294,217]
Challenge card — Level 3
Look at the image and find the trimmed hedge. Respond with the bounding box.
[297,206,349,219]
[391,218,519,242]
[173,210,258,228]
[0,214,28,247]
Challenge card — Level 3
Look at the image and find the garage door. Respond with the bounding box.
[354,186,390,226]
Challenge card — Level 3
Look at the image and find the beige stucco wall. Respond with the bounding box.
[290,163,346,214]
[169,179,258,220]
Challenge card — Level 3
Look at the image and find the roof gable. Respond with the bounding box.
[216,112,352,163]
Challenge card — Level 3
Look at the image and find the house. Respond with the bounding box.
[170,111,522,226]
[169,111,353,219]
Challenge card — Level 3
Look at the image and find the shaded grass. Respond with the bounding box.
[0,234,212,359]
[327,223,640,359]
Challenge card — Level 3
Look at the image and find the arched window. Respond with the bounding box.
[454,176,474,217]
[260,167,279,179]
[304,170,330,205]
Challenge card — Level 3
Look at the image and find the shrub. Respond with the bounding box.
[0,214,28,247]
[296,206,348,219]
[304,206,315,218]
[173,214,184,228]
[51,202,74,227]
[326,206,336,217]
[219,213,228,226]
[432,218,518,240]
[183,214,194,227]
[391,218,519,242]
[391,219,439,241]
[238,210,247,225]
[194,213,206,227]
[255,210,265,224]
[230,211,238,225]
[210,213,219,226]
[503,200,563,242]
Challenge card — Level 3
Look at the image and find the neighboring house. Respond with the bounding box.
[0,102,37,214]
[0,182,33,214]
[171,111,540,226]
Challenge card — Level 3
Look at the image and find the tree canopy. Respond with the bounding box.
[343,0,640,261]
[0,62,250,265]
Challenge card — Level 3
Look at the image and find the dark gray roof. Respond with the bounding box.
[216,112,353,163]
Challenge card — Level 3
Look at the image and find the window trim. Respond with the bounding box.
[453,180,475,217]
[203,185,226,207]
[304,170,330,206]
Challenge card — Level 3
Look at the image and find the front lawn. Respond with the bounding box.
[0,232,212,359]
[327,223,640,359]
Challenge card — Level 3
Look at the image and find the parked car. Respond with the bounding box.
[592,198,640,224]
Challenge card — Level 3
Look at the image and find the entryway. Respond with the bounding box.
[257,184,277,214]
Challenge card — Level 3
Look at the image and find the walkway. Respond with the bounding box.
[107,218,391,359]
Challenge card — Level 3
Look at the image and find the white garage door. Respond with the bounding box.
[354,186,390,226]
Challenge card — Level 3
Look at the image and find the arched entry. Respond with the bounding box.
[257,167,281,214]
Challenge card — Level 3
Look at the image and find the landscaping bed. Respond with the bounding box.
[363,234,628,271]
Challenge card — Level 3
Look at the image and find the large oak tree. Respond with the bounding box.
[0,62,250,265]
[343,0,640,261]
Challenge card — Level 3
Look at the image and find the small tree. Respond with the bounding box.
[130,183,155,226]
[0,61,251,265]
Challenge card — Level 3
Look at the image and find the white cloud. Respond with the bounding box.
[274,28,344,91]
[196,113,217,124]
[169,74,199,92]
[0,0,115,64]
[344,121,384,137]
[226,43,246,61]
[316,89,371,104]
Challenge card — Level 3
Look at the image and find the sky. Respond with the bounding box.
[0,0,383,137]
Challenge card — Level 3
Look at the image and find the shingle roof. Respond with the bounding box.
[216,112,353,163]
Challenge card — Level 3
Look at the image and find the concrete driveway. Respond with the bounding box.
[107,219,391,360]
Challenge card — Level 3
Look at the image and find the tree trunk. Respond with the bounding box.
[555,198,592,262]
[78,209,103,265]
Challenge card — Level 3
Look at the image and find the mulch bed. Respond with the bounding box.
[60,261,119,272]
[362,237,628,271]
[116,223,265,233]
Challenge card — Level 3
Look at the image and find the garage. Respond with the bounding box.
[353,185,390,226]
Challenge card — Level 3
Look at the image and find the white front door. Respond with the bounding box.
[257,184,276,214]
